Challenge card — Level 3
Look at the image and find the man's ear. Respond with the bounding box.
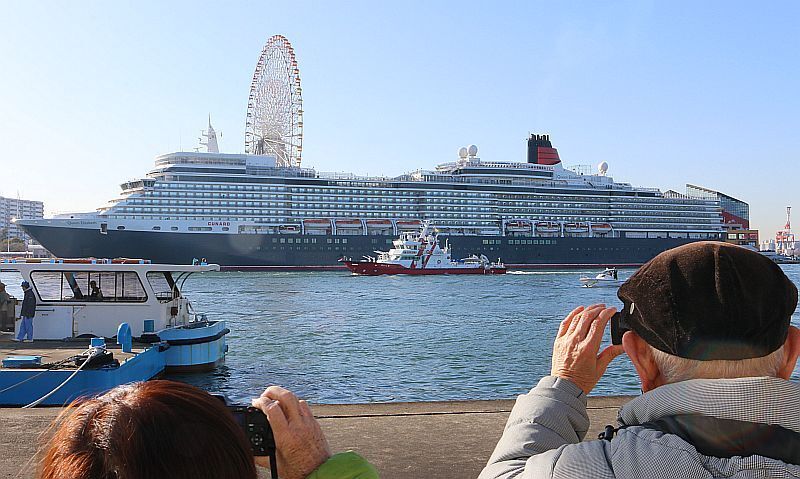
[776,326,800,380]
[622,331,665,392]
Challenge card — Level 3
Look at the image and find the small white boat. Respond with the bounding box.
[0,259,228,372]
[579,267,623,288]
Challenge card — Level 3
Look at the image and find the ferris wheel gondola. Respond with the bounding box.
[244,35,304,167]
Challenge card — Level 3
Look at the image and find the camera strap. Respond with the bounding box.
[599,414,800,464]
[268,450,278,479]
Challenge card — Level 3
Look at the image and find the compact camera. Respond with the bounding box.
[610,310,631,345]
[228,405,276,456]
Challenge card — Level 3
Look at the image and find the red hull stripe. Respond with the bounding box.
[341,262,506,275]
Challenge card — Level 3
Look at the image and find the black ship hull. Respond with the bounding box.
[22,224,700,270]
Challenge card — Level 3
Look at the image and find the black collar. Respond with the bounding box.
[602,414,800,464]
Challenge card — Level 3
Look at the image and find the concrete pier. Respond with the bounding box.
[0,395,631,479]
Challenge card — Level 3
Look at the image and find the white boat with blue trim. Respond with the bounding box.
[0,259,229,406]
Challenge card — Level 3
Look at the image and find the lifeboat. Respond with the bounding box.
[591,223,612,235]
[506,220,532,233]
[396,219,423,231]
[335,219,364,234]
[334,219,362,227]
[303,219,331,229]
[366,219,393,229]
[535,221,560,234]
[279,224,300,234]
[564,222,590,234]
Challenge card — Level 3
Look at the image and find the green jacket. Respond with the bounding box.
[308,451,379,479]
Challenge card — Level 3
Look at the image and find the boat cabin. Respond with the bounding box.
[0,260,219,340]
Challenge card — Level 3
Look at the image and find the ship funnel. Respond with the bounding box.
[527,134,560,165]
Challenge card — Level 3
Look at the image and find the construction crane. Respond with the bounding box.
[776,206,795,256]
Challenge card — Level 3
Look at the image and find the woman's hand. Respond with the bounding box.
[252,386,332,479]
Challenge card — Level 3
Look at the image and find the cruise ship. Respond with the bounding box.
[18,129,727,269]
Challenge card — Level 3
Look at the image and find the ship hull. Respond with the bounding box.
[21,223,704,270]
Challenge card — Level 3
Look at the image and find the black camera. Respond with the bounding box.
[228,405,275,456]
[610,310,631,345]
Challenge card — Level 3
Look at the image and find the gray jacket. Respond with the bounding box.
[480,376,800,478]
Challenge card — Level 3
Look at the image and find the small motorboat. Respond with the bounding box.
[579,267,622,288]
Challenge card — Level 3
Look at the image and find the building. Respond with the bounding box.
[686,184,749,228]
[685,184,758,248]
[0,195,44,243]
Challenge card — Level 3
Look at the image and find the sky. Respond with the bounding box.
[0,1,798,239]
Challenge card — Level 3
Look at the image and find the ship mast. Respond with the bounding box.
[198,115,220,153]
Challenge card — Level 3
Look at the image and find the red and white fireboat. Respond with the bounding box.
[340,222,507,275]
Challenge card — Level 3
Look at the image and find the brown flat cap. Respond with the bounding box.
[618,241,798,360]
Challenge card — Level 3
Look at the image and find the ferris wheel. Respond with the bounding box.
[245,35,304,167]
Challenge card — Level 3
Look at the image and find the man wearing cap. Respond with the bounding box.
[480,242,800,478]
[14,280,36,342]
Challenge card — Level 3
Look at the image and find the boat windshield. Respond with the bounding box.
[30,270,148,303]
[146,271,179,302]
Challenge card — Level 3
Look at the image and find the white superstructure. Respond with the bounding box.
[26,134,724,240]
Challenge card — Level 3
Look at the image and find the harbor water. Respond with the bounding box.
[3,265,798,404]
[165,264,800,404]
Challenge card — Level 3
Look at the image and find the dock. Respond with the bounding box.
[0,395,631,479]
[0,334,164,407]
[0,338,140,365]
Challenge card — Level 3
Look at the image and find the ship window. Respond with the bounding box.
[171,226,179,231]
[152,226,161,231]
[117,226,125,230]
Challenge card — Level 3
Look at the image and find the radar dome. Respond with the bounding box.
[458,147,468,159]
[467,144,478,157]
[598,161,609,175]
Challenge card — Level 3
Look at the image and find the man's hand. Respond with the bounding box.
[551,305,625,395]
[252,386,332,479]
